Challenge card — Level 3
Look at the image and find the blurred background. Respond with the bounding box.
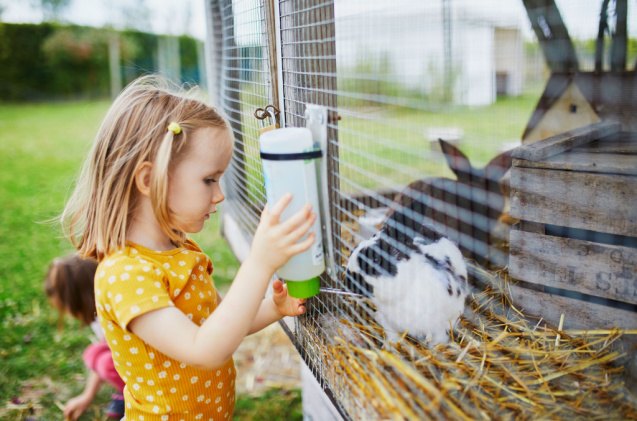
[0,0,207,100]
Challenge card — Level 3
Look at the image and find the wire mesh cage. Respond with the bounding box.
[205,0,637,418]
[206,0,273,243]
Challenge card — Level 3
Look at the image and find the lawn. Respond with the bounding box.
[0,100,299,420]
[336,90,540,192]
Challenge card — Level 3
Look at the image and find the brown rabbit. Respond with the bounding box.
[383,139,512,267]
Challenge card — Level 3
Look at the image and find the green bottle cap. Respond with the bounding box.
[285,276,320,299]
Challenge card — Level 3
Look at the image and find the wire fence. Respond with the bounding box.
[205,0,637,418]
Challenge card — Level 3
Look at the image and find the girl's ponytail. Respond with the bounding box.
[150,122,186,246]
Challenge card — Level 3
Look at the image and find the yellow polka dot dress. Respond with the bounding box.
[95,240,236,420]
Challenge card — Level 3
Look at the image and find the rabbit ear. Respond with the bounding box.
[484,149,513,181]
[438,139,472,183]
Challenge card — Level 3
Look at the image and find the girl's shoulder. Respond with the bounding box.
[97,241,211,281]
[96,248,163,286]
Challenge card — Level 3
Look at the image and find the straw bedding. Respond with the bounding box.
[309,266,637,420]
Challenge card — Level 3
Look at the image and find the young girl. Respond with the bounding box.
[44,254,125,420]
[61,75,316,420]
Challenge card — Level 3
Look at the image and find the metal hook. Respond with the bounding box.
[254,104,281,128]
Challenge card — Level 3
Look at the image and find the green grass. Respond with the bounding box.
[0,100,295,420]
[235,389,302,420]
[0,100,112,419]
[336,90,540,191]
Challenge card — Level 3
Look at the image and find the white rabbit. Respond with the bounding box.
[345,228,468,345]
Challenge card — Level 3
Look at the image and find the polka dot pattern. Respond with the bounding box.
[96,240,235,420]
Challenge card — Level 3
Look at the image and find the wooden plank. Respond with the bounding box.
[263,0,280,113]
[204,0,223,105]
[509,230,637,305]
[575,133,637,154]
[280,0,341,272]
[513,121,620,161]
[578,141,637,154]
[510,167,637,237]
[508,283,637,331]
[576,141,637,155]
[513,151,637,175]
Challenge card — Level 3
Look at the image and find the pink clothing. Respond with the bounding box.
[83,341,125,392]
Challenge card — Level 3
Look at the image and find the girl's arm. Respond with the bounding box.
[216,279,305,335]
[247,279,306,335]
[129,195,315,370]
[63,371,102,420]
[215,290,287,334]
[248,297,282,335]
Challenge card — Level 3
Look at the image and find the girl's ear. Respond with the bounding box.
[134,162,153,196]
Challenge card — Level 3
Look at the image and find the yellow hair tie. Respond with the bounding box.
[168,122,181,135]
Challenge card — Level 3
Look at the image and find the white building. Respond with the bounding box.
[335,4,524,106]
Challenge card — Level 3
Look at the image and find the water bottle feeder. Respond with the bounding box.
[260,127,326,298]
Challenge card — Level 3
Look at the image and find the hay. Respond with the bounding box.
[310,265,637,420]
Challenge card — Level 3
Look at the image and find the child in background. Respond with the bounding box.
[61,75,315,420]
[44,254,125,420]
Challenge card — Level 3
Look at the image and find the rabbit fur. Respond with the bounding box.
[345,227,468,345]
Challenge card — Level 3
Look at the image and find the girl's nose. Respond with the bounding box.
[213,186,225,204]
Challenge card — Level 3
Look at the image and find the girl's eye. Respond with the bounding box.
[204,178,218,185]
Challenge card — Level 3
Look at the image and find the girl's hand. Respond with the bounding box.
[250,194,316,274]
[63,393,92,420]
[272,279,306,317]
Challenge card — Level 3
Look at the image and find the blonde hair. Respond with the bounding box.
[62,75,231,260]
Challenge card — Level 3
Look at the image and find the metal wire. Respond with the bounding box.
[207,0,636,418]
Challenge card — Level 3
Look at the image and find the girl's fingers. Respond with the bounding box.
[272,279,284,294]
[260,204,269,216]
[280,204,312,234]
[287,212,316,243]
[288,232,316,255]
[268,193,293,221]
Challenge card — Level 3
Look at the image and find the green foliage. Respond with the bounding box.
[0,23,56,100]
[121,29,159,82]
[179,35,201,84]
[41,27,110,97]
[0,22,204,101]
